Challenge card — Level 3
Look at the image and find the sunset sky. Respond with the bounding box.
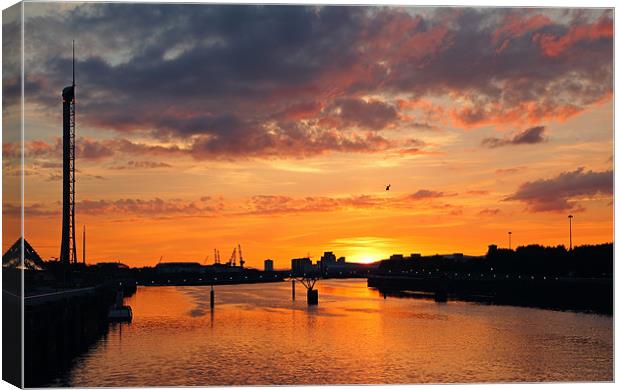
[2,3,613,268]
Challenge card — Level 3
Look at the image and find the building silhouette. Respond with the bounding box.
[291,257,312,275]
[264,259,274,272]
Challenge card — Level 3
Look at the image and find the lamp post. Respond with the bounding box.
[568,215,574,251]
[508,231,512,250]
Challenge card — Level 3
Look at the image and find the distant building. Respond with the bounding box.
[410,253,421,260]
[291,257,312,275]
[337,256,346,264]
[264,259,274,272]
[155,262,203,274]
[2,238,45,271]
[389,254,404,261]
[96,262,130,270]
[321,251,336,263]
[320,251,337,273]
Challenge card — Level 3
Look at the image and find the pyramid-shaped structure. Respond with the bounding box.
[2,238,46,271]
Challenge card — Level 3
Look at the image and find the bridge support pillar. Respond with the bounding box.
[292,280,296,300]
[210,286,215,309]
[307,288,318,305]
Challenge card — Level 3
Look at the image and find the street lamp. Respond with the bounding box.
[508,231,512,250]
[568,215,574,251]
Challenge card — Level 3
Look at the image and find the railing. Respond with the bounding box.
[24,286,100,306]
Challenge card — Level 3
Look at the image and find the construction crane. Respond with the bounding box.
[213,249,221,264]
[238,244,245,268]
[228,247,237,267]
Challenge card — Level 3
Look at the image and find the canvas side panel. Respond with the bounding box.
[2,1,24,388]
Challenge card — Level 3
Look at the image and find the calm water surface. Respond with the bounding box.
[54,279,612,386]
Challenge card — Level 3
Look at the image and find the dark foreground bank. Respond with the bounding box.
[368,274,612,314]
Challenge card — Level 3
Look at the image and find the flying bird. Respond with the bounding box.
[386,184,391,191]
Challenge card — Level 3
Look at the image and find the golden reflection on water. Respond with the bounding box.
[58,280,612,386]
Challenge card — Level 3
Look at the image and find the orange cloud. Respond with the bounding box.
[533,16,613,57]
[13,190,462,221]
[451,100,585,128]
[492,12,552,49]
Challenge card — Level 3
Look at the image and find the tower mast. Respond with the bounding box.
[82,225,86,264]
[73,40,75,88]
[70,40,77,264]
[60,41,77,265]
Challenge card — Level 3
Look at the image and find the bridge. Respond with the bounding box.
[288,271,322,305]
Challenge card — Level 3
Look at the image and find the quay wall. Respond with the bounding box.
[367,275,613,313]
[24,285,116,387]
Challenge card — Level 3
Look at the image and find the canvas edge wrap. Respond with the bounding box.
[2,1,25,388]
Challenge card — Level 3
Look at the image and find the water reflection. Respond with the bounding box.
[54,280,612,386]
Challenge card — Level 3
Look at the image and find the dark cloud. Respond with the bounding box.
[78,197,222,217]
[44,172,106,182]
[512,126,547,144]
[80,137,115,160]
[246,192,461,215]
[325,98,399,130]
[109,160,173,170]
[24,139,58,158]
[3,202,57,217]
[409,122,437,131]
[504,167,612,212]
[466,190,489,195]
[189,125,395,160]
[407,189,446,200]
[11,5,613,160]
[23,137,115,161]
[478,208,501,216]
[532,15,612,57]
[11,189,466,220]
[495,166,527,175]
[482,126,547,148]
[18,130,397,162]
[22,137,186,161]
[249,195,353,215]
[406,139,426,148]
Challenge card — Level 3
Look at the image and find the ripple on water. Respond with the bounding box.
[53,280,612,386]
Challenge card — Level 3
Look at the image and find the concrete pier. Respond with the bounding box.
[307,289,318,305]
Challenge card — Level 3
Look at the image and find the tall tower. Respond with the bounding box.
[60,42,77,265]
[82,225,86,264]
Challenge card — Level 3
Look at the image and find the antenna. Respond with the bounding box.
[72,40,75,88]
[82,225,86,264]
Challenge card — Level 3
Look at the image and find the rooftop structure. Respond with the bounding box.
[264,259,274,272]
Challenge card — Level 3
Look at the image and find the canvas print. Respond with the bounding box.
[2,1,614,387]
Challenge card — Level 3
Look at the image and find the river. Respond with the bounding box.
[50,279,613,385]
